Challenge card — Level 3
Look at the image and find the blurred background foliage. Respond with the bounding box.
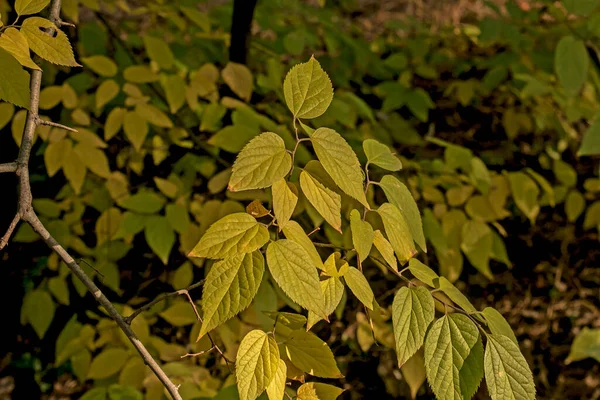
[1,0,600,399]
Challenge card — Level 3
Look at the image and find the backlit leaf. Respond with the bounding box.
[393,286,435,366]
[350,209,374,263]
[408,259,439,288]
[377,203,417,264]
[236,330,280,400]
[343,267,374,310]
[481,308,518,345]
[307,276,344,329]
[229,132,292,191]
[45,138,71,177]
[300,170,341,232]
[507,172,539,224]
[281,220,324,271]
[566,328,600,363]
[198,252,264,338]
[402,351,427,400]
[163,74,186,113]
[438,277,477,314]
[135,103,173,128]
[104,107,126,140]
[266,240,326,317]
[297,382,344,400]
[0,28,40,70]
[484,335,535,400]
[63,144,86,194]
[272,179,298,230]
[123,65,159,83]
[74,143,111,178]
[283,56,333,119]
[363,139,402,171]
[266,359,287,400]
[285,329,343,378]
[21,17,80,67]
[310,127,368,207]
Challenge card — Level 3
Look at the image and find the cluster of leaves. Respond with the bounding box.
[1,0,600,398]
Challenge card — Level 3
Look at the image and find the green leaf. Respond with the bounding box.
[104,107,126,140]
[379,176,426,252]
[119,192,165,214]
[95,207,121,245]
[163,74,186,113]
[21,17,80,67]
[438,277,477,314]
[377,203,417,264]
[281,220,324,271]
[144,216,175,264]
[223,62,254,101]
[481,308,518,345]
[135,103,173,128]
[363,139,402,171]
[298,382,344,400]
[209,125,259,153]
[81,55,117,77]
[408,259,439,288]
[372,230,397,271]
[48,276,69,305]
[159,301,197,326]
[123,110,149,151]
[555,36,589,96]
[579,115,600,156]
[22,289,54,338]
[300,170,342,232]
[272,178,297,230]
[95,79,119,110]
[62,144,86,194]
[563,0,599,17]
[266,359,287,400]
[189,213,269,259]
[229,132,292,191]
[266,240,326,317]
[393,287,435,367]
[310,127,368,207]
[74,142,111,178]
[113,212,146,239]
[44,139,70,176]
[484,335,535,400]
[424,314,484,400]
[198,252,264,338]
[0,48,30,108]
[565,190,585,222]
[507,172,540,224]
[143,36,174,70]
[0,28,40,70]
[349,209,374,262]
[236,330,280,400]
[307,276,344,329]
[15,0,49,15]
[402,351,427,400]
[180,6,210,31]
[123,65,158,83]
[566,328,600,363]
[343,267,374,310]
[87,348,130,379]
[80,387,107,400]
[285,329,343,378]
[460,220,493,279]
[283,56,333,119]
[469,157,491,194]
[165,203,190,233]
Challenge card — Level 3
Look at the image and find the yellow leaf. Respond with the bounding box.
[266,359,287,400]
[162,74,186,113]
[96,79,120,110]
[95,207,122,245]
[143,36,174,70]
[285,329,343,378]
[236,330,280,400]
[272,178,297,230]
[299,170,341,232]
[222,62,253,101]
[0,28,40,69]
[44,138,72,177]
[81,55,117,77]
[104,107,126,140]
[21,17,80,67]
[123,110,149,151]
[87,348,130,379]
[283,56,333,119]
[63,144,86,193]
[135,103,173,128]
[39,86,63,109]
[15,0,50,16]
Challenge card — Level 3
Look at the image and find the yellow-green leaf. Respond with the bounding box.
[402,351,427,400]
[21,17,80,67]
[96,79,119,110]
[189,212,268,259]
[44,138,71,177]
[266,240,326,317]
[350,209,373,262]
[272,178,297,230]
[363,139,402,171]
[123,110,149,151]
[236,330,280,400]
[300,170,341,232]
[22,289,54,338]
[0,28,39,69]
[222,62,253,101]
[163,74,186,113]
[123,65,159,83]
[565,190,585,222]
[266,359,287,400]
[307,276,344,330]
[285,329,343,378]
[95,207,121,245]
[484,335,535,400]
[407,259,439,288]
[438,277,477,314]
[373,230,397,271]
[159,301,197,326]
[145,215,175,264]
[481,307,518,345]
[343,266,374,310]
[74,143,111,178]
[566,327,600,364]
[298,382,344,400]
[310,127,368,207]
[198,252,264,338]
[82,55,117,77]
[229,132,292,191]
[0,48,30,108]
[87,348,130,380]
[63,144,86,194]
[135,103,173,128]
[104,107,126,140]
[119,192,164,214]
[283,56,333,119]
[377,203,417,264]
[15,0,50,16]
[281,220,324,271]
[507,172,540,223]
[460,220,493,279]
[143,36,174,70]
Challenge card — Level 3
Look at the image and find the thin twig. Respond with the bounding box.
[0,214,20,250]
[36,117,78,132]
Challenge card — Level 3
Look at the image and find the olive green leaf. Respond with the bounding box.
[363,139,402,171]
[438,277,477,314]
[392,286,435,367]
[350,209,374,262]
[223,62,254,101]
[380,175,426,252]
[189,213,269,259]
[229,132,292,191]
[21,17,80,67]
[343,267,374,310]
[460,220,493,280]
[81,55,117,77]
[283,56,333,119]
[310,127,368,207]
[402,351,427,400]
[123,110,149,151]
[0,28,40,70]
[0,48,30,108]
[407,259,439,288]
[372,230,397,271]
[266,240,326,317]
[506,172,540,224]
[281,220,324,271]
[555,36,589,97]
[300,170,341,232]
[485,335,535,400]
[285,329,343,378]
[119,192,165,214]
[95,79,119,110]
[198,252,264,339]
[22,289,54,338]
[236,330,280,400]
[481,308,518,345]
[424,314,484,400]
[377,203,417,264]
[272,178,298,230]
[566,327,600,364]
[143,36,174,70]
[87,348,130,380]
[144,216,175,265]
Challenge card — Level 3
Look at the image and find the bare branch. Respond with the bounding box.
[0,162,17,173]
[0,214,21,250]
[36,118,78,132]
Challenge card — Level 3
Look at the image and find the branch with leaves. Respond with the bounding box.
[0,0,182,399]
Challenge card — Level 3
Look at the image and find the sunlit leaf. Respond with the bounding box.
[21,17,80,67]
[283,56,333,119]
[236,330,280,400]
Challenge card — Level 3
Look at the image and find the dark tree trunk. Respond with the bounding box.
[229,0,259,64]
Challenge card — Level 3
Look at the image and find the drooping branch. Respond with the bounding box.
[0,1,182,399]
